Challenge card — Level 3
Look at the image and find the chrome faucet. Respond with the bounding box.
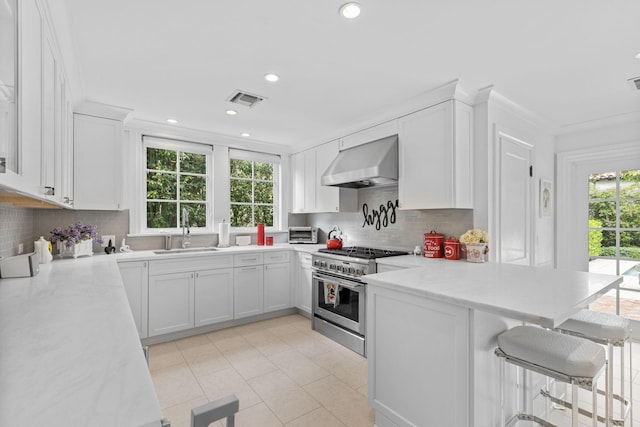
[182,208,190,248]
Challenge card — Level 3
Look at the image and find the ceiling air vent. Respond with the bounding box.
[628,76,640,91]
[227,90,266,108]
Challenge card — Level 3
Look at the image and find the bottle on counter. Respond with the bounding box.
[34,236,53,264]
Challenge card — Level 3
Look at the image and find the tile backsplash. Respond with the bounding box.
[0,205,34,258]
[291,186,473,252]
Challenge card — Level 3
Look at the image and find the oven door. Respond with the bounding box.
[312,271,365,336]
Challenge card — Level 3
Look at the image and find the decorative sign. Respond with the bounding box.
[362,199,398,230]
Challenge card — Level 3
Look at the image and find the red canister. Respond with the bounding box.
[444,237,460,260]
[423,230,444,258]
[257,223,265,246]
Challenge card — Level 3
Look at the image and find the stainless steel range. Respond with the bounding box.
[311,246,407,356]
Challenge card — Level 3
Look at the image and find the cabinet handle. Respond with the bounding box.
[196,272,199,278]
[191,273,194,278]
[143,262,147,268]
[242,266,258,271]
[44,186,55,196]
[244,258,257,261]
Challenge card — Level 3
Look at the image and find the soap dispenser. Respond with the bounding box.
[34,236,53,264]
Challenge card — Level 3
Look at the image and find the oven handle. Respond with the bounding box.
[312,272,364,291]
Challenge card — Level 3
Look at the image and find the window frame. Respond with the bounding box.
[141,136,214,233]
[229,149,280,231]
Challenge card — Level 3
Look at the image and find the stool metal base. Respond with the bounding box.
[506,413,557,427]
[540,388,630,426]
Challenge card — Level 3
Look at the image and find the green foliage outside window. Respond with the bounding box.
[146,147,208,229]
[230,159,274,227]
[588,170,640,259]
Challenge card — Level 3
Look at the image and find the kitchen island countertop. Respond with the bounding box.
[366,258,622,328]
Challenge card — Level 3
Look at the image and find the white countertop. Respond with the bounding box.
[366,258,623,328]
[0,255,162,427]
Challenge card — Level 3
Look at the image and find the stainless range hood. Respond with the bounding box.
[321,135,398,189]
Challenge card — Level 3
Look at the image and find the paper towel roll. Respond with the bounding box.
[218,220,230,247]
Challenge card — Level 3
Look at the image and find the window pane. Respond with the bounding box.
[589,201,616,228]
[599,230,616,255]
[147,172,177,200]
[254,162,273,180]
[230,179,252,203]
[180,152,206,174]
[182,203,207,228]
[255,181,273,203]
[147,202,177,228]
[230,204,252,227]
[230,159,252,178]
[147,147,177,171]
[180,175,206,201]
[620,231,640,258]
[588,226,603,256]
[621,181,640,199]
[255,205,273,226]
[620,200,640,228]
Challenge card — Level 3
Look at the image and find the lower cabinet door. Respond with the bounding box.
[297,255,313,314]
[234,266,264,319]
[195,268,234,327]
[149,272,195,337]
[118,261,149,338]
[264,262,290,312]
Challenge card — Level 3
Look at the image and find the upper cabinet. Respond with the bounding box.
[340,120,398,151]
[73,112,124,210]
[291,140,357,213]
[398,100,473,210]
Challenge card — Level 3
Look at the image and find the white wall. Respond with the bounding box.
[555,118,640,271]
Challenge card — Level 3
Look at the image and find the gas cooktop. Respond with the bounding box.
[317,246,408,260]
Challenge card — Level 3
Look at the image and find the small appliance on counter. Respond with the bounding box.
[0,252,39,278]
[288,226,318,244]
[326,225,343,249]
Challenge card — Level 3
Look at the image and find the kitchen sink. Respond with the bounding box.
[153,247,218,255]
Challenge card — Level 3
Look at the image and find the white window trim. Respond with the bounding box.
[141,136,214,234]
[229,148,280,231]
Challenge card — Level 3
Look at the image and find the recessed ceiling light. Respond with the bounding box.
[635,52,640,59]
[225,109,238,115]
[264,73,279,82]
[340,2,361,19]
[166,118,178,124]
[241,132,251,137]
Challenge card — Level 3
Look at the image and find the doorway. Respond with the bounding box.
[587,170,640,331]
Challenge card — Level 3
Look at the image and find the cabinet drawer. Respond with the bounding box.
[264,250,290,264]
[149,254,233,275]
[234,253,264,267]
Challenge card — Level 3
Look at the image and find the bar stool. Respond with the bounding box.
[555,309,632,426]
[495,325,606,427]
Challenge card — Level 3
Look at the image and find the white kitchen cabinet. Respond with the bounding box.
[148,271,195,337]
[340,120,398,151]
[194,268,234,327]
[398,99,473,210]
[290,141,356,213]
[233,265,264,319]
[0,0,18,177]
[73,113,123,210]
[118,260,149,338]
[296,252,313,315]
[263,251,290,313]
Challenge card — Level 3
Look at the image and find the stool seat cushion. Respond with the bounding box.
[498,326,605,378]
[557,309,631,342]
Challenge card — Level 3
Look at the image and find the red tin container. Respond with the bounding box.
[444,237,460,260]
[257,223,265,246]
[423,230,444,258]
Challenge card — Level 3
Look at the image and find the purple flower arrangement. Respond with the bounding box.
[50,222,104,247]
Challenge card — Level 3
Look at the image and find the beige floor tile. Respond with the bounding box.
[243,329,294,357]
[230,321,268,336]
[258,315,298,329]
[196,367,262,410]
[265,323,302,337]
[356,384,368,398]
[184,345,232,378]
[305,376,374,427]
[224,347,279,380]
[212,334,252,354]
[232,402,284,427]
[205,327,239,342]
[175,334,213,352]
[269,349,330,386]
[161,396,223,427]
[280,330,334,358]
[152,363,205,409]
[304,375,357,404]
[312,350,367,390]
[149,341,186,372]
[285,407,347,427]
[248,370,321,423]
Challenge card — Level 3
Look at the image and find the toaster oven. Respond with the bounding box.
[288,227,318,244]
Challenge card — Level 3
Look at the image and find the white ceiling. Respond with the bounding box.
[60,0,640,148]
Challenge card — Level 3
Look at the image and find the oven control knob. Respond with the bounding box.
[348,267,355,274]
[320,261,327,268]
[341,265,348,273]
[355,269,363,276]
[313,260,319,267]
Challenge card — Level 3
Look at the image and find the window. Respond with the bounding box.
[143,136,212,231]
[229,149,279,228]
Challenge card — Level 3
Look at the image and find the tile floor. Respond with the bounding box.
[149,315,640,427]
[148,314,374,427]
